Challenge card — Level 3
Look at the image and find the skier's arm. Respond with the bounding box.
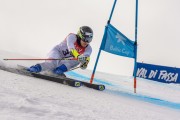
[71,49,79,58]
[66,34,80,58]
[78,46,92,69]
[66,34,91,69]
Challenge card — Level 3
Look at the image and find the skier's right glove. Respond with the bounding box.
[70,48,90,67]
[80,60,89,70]
[77,55,90,64]
[78,55,90,70]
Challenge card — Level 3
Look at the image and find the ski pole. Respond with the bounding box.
[68,66,80,72]
[3,58,78,61]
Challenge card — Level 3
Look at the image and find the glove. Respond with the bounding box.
[53,64,68,74]
[80,62,88,70]
[27,64,42,73]
[70,48,90,69]
[77,55,90,64]
[79,56,90,70]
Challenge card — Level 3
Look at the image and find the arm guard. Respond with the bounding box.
[70,49,79,58]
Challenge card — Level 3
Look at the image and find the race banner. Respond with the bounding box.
[100,24,135,58]
[136,62,180,83]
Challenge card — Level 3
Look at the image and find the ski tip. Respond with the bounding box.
[98,85,105,91]
[74,81,81,87]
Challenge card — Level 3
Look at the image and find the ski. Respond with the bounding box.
[30,73,105,91]
[17,65,81,87]
[81,81,105,91]
[0,65,105,91]
[17,65,105,91]
[31,72,81,87]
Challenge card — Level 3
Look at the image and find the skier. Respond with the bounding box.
[27,26,93,75]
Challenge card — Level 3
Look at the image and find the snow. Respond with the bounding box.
[0,50,180,120]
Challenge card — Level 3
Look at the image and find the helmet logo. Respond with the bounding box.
[84,32,93,38]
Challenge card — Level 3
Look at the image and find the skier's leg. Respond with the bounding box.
[40,46,62,71]
[28,46,62,73]
[53,60,79,74]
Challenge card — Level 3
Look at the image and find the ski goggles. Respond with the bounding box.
[78,31,93,43]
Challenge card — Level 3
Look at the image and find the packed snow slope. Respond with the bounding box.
[0,50,180,120]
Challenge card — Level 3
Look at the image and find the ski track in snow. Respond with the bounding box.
[66,71,180,110]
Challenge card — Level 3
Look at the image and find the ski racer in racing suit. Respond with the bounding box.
[27,26,93,75]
